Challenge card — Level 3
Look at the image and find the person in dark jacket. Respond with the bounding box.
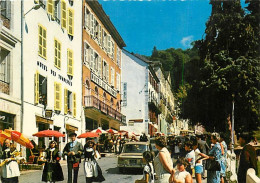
[63,133,83,183]
[42,140,64,182]
[237,132,258,183]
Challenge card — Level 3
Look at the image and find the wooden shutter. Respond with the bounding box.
[68,8,74,36]
[35,71,39,104]
[67,49,74,76]
[90,13,94,37]
[107,35,111,54]
[64,88,68,114]
[61,0,66,29]
[54,39,61,69]
[54,82,61,111]
[90,48,94,70]
[73,93,76,117]
[47,0,54,17]
[98,56,101,77]
[106,63,109,82]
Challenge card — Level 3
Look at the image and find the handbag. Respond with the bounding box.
[205,159,220,171]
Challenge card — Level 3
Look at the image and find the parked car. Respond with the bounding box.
[117,141,152,172]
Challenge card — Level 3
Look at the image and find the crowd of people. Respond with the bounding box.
[0,131,258,183]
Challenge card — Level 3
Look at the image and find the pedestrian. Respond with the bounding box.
[42,140,64,182]
[196,134,209,179]
[193,139,209,183]
[63,132,83,183]
[154,137,173,183]
[135,151,155,183]
[184,141,195,176]
[115,136,121,154]
[83,140,105,183]
[205,132,221,183]
[169,157,192,183]
[0,139,20,183]
[237,131,258,183]
[219,133,227,183]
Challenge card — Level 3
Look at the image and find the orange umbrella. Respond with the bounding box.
[77,132,99,138]
[106,129,118,134]
[4,129,34,149]
[0,130,11,146]
[91,128,108,134]
[33,130,65,138]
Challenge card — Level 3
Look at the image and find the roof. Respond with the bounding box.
[86,0,126,48]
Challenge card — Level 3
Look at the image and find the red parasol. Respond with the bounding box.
[33,130,65,138]
[106,129,118,134]
[77,132,99,138]
[118,130,128,136]
[91,128,108,134]
[4,129,34,149]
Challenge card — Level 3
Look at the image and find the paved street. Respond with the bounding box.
[19,154,206,183]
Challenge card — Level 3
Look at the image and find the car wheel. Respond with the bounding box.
[119,167,124,173]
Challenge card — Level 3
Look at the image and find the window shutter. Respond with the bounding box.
[90,48,94,70]
[68,8,74,36]
[102,29,105,48]
[47,0,54,17]
[84,6,88,28]
[54,82,61,111]
[98,24,102,45]
[64,88,68,114]
[38,25,47,59]
[61,0,66,29]
[106,63,109,82]
[35,71,39,104]
[67,49,74,76]
[54,39,61,69]
[107,35,111,54]
[98,56,101,77]
[90,13,94,37]
[73,93,76,117]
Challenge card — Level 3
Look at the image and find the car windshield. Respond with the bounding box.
[123,144,148,153]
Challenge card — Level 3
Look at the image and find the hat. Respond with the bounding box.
[69,132,77,137]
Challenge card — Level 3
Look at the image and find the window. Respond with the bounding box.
[64,89,72,115]
[102,29,107,51]
[0,48,10,94]
[94,52,98,71]
[54,82,61,111]
[0,0,11,20]
[61,0,66,29]
[38,25,47,59]
[35,71,48,106]
[67,8,74,36]
[90,13,94,37]
[90,47,94,70]
[67,49,73,76]
[111,40,114,59]
[103,60,109,82]
[116,72,120,91]
[47,0,54,17]
[84,42,90,66]
[54,39,61,69]
[110,67,114,86]
[107,35,111,54]
[117,47,121,67]
[54,0,61,23]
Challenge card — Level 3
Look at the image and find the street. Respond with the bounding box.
[19,154,206,183]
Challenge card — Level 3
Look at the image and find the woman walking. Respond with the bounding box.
[154,137,173,183]
[42,141,64,183]
[83,140,105,183]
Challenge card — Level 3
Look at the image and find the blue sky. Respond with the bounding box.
[99,0,212,56]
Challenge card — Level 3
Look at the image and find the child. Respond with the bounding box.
[184,141,195,176]
[169,157,193,183]
[135,151,155,183]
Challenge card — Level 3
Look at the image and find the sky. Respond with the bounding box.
[99,0,212,56]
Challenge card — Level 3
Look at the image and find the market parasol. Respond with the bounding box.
[106,129,118,134]
[33,130,65,138]
[91,127,108,134]
[4,129,34,149]
[0,130,11,146]
[77,132,99,138]
[117,130,128,136]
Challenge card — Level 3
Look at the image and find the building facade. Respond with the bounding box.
[82,1,126,131]
[22,0,83,150]
[0,0,22,133]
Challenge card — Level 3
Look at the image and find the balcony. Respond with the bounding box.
[0,80,9,94]
[84,95,126,124]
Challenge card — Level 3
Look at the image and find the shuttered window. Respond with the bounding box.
[73,93,76,117]
[64,88,68,114]
[54,39,61,69]
[67,49,74,76]
[111,67,115,86]
[38,25,47,59]
[61,0,66,29]
[54,82,62,111]
[90,13,94,37]
[68,8,74,36]
[35,71,39,104]
[47,0,54,17]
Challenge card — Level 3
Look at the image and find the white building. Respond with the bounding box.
[121,50,160,136]
[22,0,83,150]
[0,0,22,133]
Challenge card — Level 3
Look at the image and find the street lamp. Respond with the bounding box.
[24,4,41,17]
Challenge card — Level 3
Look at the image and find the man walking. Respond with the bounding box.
[63,133,83,183]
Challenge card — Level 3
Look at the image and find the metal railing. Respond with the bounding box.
[84,95,126,123]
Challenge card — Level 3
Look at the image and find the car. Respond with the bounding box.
[117,141,152,173]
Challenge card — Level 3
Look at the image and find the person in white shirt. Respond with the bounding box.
[169,157,192,183]
[184,141,195,176]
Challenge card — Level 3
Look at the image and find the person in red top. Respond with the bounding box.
[237,131,258,183]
